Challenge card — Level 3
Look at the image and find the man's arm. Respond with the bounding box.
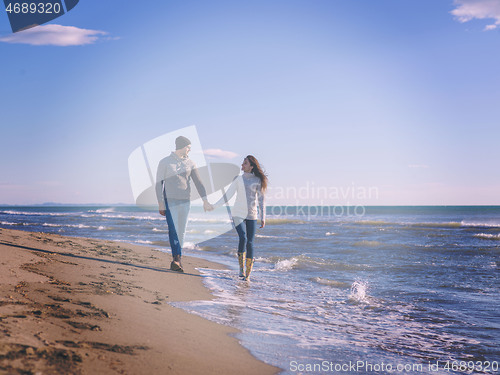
[190,165,214,211]
[155,159,166,214]
[191,165,208,202]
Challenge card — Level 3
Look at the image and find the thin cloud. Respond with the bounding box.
[204,148,239,159]
[408,164,429,169]
[0,182,26,189]
[37,181,62,187]
[451,0,500,31]
[0,24,108,46]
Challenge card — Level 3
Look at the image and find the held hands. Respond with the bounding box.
[203,201,214,212]
[159,210,166,216]
[260,220,265,228]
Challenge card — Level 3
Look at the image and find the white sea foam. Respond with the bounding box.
[183,242,197,250]
[355,219,500,229]
[42,223,91,229]
[0,210,67,216]
[275,257,299,271]
[1,221,20,225]
[462,221,500,228]
[41,223,60,227]
[348,280,369,304]
[188,218,231,223]
[325,232,336,236]
[136,240,153,244]
[153,248,169,253]
[73,223,91,229]
[248,329,296,338]
[355,220,394,226]
[474,233,500,240]
[255,234,285,239]
[102,214,161,221]
[265,218,307,225]
[95,207,116,213]
[311,277,350,288]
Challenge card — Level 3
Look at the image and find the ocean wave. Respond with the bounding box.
[274,257,299,271]
[265,218,307,225]
[152,248,170,254]
[325,232,336,236]
[354,219,500,229]
[261,254,367,272]
[136,240,153,244]
[255,234,287,239]
[461,221,500,228]
[0,210,68,217]
[94,208,116,213]
[188,218,231,223]
[310,277,350,288]
[152,240,170,247]
[294,236,326,243]
[187,242,201,250]
[412,222,462,228]
[353,240,384,247]
[42,223,91,229]
[102,214,162,221]
[1,221,25,226]
[474,233,500,240]
[152,227,167,232]
[355,220,394,226]
[159,241,195,250]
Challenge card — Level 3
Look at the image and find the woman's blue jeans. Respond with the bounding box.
[235,219,257,259]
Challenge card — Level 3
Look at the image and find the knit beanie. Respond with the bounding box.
[175,136,191,150]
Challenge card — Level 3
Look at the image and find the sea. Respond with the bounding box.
[1,205,499,374]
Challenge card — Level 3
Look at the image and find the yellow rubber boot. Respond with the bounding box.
[238,253,246,278]
[245,258,254,281]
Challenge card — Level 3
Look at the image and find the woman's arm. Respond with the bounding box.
[212,177,238,209]
[258,185,266,228]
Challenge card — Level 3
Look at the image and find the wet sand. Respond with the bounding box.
[0,228,280,374]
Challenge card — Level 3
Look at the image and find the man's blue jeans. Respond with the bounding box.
[165,198,190,257]
[235,219,257,259]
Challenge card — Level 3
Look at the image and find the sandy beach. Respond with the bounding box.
[0,228,280,375]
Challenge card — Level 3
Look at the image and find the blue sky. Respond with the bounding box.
[1,0,499,205]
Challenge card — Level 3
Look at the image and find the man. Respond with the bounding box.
[155,136,212,272]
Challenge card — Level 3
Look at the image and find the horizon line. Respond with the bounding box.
[1,203,500,208]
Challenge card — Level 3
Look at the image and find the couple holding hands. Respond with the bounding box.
[156,136,267,280]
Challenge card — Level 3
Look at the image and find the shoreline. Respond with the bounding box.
[0,228,280,374]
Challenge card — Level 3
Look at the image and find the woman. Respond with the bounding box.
[212,155,267,280]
